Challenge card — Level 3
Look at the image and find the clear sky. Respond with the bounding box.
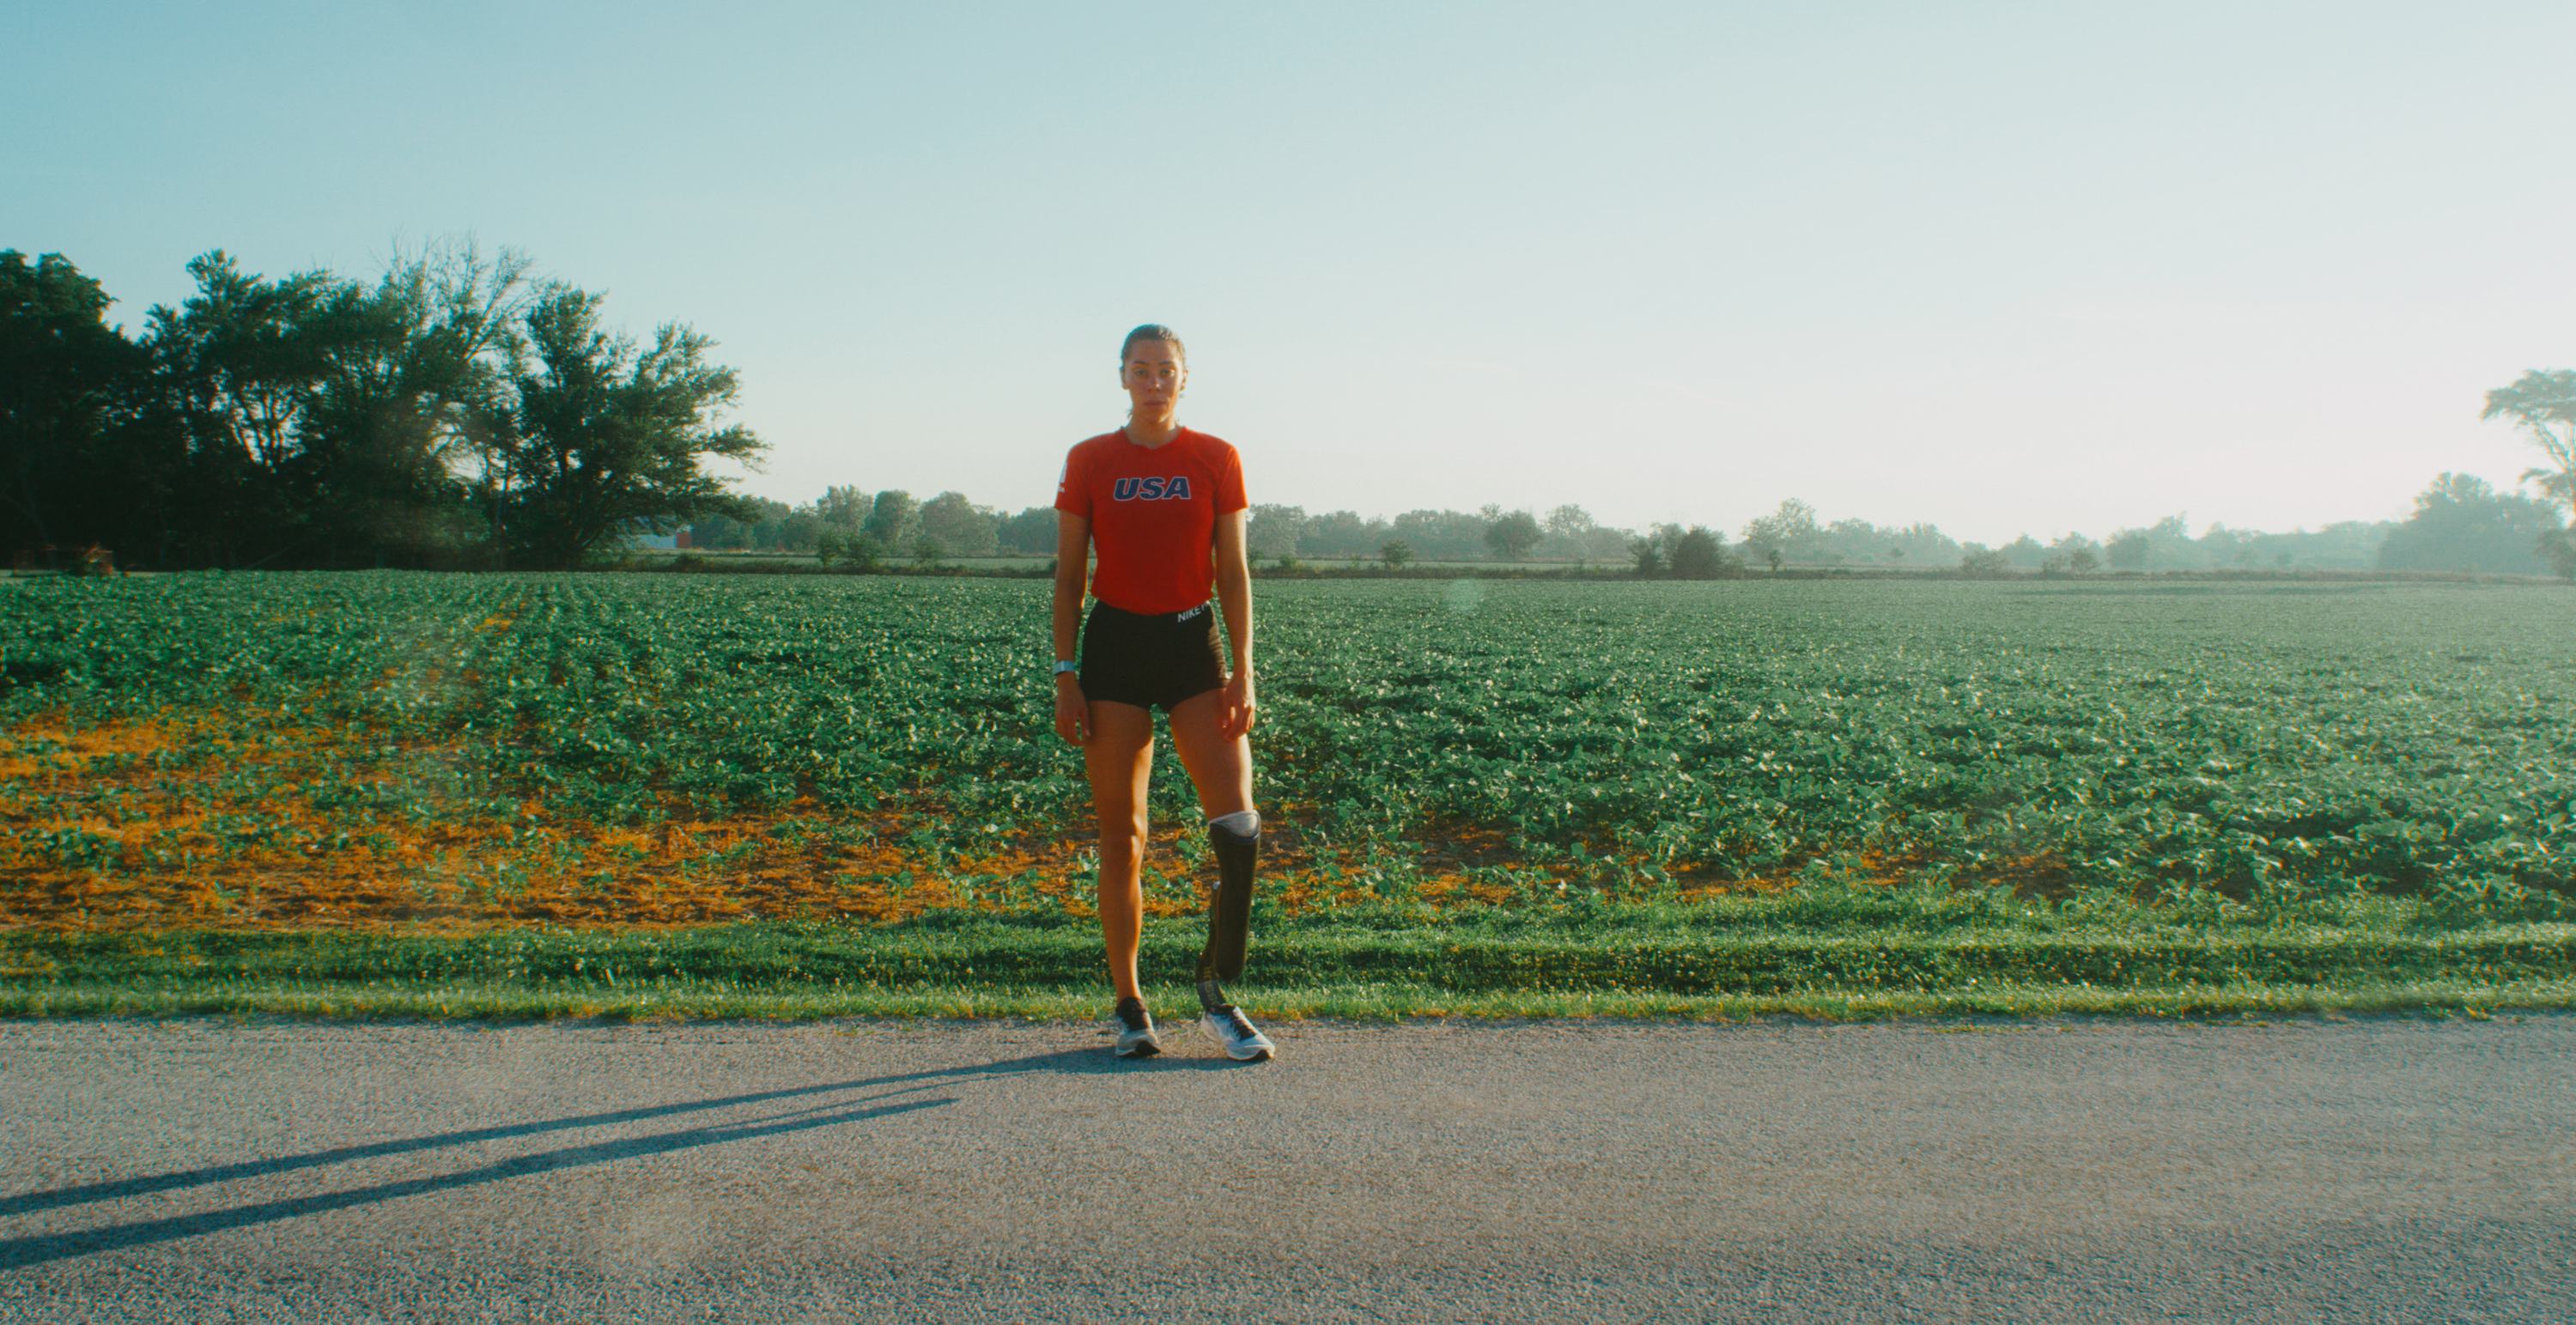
[9,2,2574,544]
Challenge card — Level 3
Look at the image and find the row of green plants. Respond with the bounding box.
[8,573,2575,923]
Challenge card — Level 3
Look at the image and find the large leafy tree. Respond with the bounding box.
[4,246,761,569]
[1739,498,1822,566]
[498,286,764,568]
[1246,502,1307,557]
[135,245,531,567]
[1628,531,1666,577]
[296,244,532,566]
[917,490,999,556]
[1668,525,1728,578]
[2483,369,2576,512]
[0,251,144,552]
[141,252,364,562]
[862,489,917,550]
[2480,372,2576,577]
[995,505,1058,555]
[1481,508,1542,560]
[816,484,872,531]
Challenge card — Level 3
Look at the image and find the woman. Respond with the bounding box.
[1052,324,1273,1062]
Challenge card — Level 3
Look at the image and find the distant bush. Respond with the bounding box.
[1959,544,2009,577]
[2375,473,2562,576]
[1668,526,1728,579]
[818,531,886,570]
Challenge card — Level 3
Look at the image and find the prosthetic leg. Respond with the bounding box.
[1195,811,1260,1013]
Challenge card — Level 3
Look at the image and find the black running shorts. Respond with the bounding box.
[1079,600,1226,712]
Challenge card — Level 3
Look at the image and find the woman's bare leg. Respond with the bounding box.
[1083,699,1157,1001]
[1166,689,1252,818]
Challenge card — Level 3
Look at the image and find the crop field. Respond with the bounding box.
[5,571,2574,942]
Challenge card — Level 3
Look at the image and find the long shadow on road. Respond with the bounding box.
[0,1044,1159,1270]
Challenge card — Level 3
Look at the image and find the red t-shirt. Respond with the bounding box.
[1054,428,1248,614]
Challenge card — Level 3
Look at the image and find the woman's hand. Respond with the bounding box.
[1219,667,1258,738]
[1054,674,1091,745]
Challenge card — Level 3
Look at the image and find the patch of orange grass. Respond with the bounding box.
[3,710,1354,933]
[0,710,228,783]
[14,710,1893,935]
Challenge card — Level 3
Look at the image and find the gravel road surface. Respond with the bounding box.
[2,1012,2570,1322]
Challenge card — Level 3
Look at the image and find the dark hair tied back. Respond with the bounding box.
[1121,324,1186,367]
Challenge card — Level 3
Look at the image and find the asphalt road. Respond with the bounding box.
[2,1012,2570,1323]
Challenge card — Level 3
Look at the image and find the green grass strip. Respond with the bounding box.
[6,919,2576,1021]
[2,977,2567,1023]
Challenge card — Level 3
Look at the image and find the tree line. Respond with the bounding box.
[696,475,2570,580]
[684,487,1056,564]
[12,244,2574,578]
[2,246,761,569]
[687,371,2576,580]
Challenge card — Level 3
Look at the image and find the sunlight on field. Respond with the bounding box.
[0,707,1560,932]
[0,702,1758,933]
[0,708,1086,930]
[6,572,2575,936]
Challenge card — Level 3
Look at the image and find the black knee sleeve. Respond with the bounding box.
[1196,822,1259,987]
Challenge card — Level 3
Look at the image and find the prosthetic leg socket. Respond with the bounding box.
[1196,818,1260,1006]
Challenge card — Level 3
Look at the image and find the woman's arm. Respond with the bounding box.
[1213,509,1257,738]
[1052,513,1091,745]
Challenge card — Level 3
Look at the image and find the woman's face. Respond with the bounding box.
[1121,340,1186,417]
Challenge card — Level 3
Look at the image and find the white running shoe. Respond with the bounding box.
[1109,999,1161,1059]
[1199,1005,1275,1061]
